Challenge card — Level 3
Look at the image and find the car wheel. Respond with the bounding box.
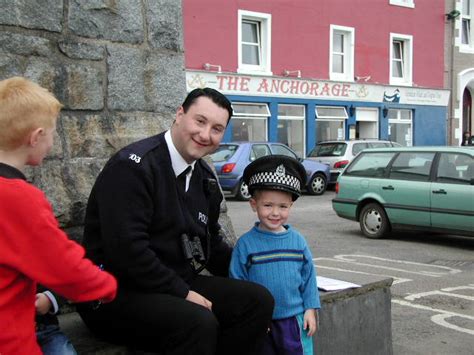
[307,173,327,196]
[236,180,251,201]
[359,203,390,239]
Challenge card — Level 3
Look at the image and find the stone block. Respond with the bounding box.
[68,0,143,43]
[0,0,63,32]
[0,53,24,79]
[314,278,393,355]
[0,32,53,57]
[58,41,105,60]
[147,0,184,51]
[23,57,64,100]
[60,114,115,159]
[145,51,186,112]
[106,111,174,150]
[64,64,105,110]
[107,46,146,111]
[26,161,72,226]
[61,158,110,226]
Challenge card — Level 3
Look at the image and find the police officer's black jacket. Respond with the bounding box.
[82,132,232,298]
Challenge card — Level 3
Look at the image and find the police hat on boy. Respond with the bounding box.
[243,155,307,201]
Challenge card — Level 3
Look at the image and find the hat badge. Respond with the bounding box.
[275,164,286,177]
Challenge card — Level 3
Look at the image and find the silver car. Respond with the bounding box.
[307,139,401,184]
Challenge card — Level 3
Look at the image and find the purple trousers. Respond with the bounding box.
[262,314,313,355]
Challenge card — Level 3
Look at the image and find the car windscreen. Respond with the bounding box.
[209,145,238,162]
[308,143,347,157]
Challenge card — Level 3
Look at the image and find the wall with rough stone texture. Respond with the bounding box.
[0,0,235,244]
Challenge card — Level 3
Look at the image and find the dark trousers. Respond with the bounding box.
[77,275,274,355]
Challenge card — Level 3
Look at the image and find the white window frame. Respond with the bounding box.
[389,0,415,8]
[238,10,272,75]
[388,109,413,146]
[390,33,413,86]
[315,106,349,119]
[232,102,271,117]
[459,0,474,53]
[277,104,306,156]
[231,102,270,142]
[315,106,348,142]
[329,25,355,82]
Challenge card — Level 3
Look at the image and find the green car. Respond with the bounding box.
[332,147,474,239]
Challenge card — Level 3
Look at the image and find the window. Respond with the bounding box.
[277,104,305,157]
[345,152,396,177]
[436,153,473,184]
[461,0,473,50]
[238,10,272,74]
[390,33,413,86]
[210,144,239,163]
[330,25,355,81]
[315,106,348,142]
[231,102,270,141]
[250,144,271,161]
[308,142,347,157]
[389,152,435,181]
[270,144,299,159]
[388,109,412,146]
[352,143,369,156]
[389,0,415,8]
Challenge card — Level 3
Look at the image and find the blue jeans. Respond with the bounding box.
[36,324,77,355]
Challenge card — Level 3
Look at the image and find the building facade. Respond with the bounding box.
[445,0,474,145]
[183,0,450,156]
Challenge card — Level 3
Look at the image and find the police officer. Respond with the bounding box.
[78,88,274,354]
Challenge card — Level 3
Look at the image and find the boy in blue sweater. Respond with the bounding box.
[229,155,320,355]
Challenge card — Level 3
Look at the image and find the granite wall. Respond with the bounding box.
[0,0,236,243]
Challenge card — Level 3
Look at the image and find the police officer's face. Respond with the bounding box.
[173,96,228,163]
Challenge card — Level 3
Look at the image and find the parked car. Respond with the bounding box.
[209,142,331,200]
[307,139,401,184]
[332,146,474,239]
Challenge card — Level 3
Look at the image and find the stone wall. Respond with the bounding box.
[0,1,238,243]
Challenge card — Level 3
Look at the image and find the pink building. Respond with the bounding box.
[183,0,450,153]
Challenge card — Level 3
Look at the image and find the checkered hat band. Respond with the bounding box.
[249,171,301,191]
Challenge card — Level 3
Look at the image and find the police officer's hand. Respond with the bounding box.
[186,290,212,311]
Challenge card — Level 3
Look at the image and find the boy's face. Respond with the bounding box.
[172,96,228,164]
[250,189,294,233]
[26,121,56,166]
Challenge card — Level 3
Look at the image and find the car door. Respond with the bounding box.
[430,152,474,233]
[381,152,435,227]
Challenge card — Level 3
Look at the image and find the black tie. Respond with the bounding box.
[177,166,191,193]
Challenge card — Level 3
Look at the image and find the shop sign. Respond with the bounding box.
[186,70,450,106]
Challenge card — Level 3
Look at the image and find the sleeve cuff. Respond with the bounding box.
[43,291,59,314]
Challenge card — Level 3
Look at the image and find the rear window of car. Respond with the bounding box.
[210,145,238,162]
[309,143,347,157]
[345,152,396,177]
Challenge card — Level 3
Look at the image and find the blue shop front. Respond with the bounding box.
[186,71,450,157]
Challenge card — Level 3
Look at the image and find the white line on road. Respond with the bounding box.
[332,255,462,277]
[392,299,474,335]
[441,284,474,292]
[405,290,474,302]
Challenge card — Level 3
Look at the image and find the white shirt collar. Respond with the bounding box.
[165,130,196,177]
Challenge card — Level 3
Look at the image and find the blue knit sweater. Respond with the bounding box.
[229,223,320,319]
